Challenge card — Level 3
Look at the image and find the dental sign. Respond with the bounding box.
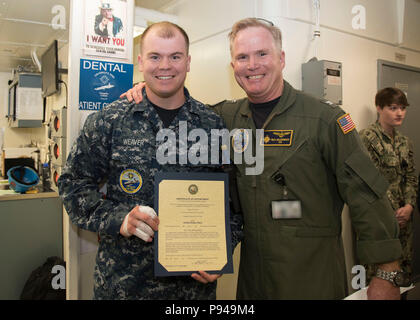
[79,58,133,111]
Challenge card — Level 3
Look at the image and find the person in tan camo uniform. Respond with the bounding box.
[360,87,418,284]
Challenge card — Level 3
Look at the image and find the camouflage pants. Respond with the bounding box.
[365,219,413,284]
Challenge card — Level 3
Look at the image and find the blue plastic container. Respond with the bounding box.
[7,166,40,193]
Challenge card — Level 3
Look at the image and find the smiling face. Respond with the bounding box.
[230,26,285,103]
[138,26,191,106]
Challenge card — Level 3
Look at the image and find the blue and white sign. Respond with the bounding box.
[79,58,133,111]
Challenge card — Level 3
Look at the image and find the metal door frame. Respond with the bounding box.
[378,59,420,89]
[378,59,420,290]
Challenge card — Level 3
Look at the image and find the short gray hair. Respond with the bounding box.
[228,18,282,56]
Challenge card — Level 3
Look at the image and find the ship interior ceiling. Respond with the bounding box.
[0,0,170,73]
[0,0,69,73]
[1,0,420,302]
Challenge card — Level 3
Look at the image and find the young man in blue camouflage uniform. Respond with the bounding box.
[359,87,418,283]
[58,22,242,300]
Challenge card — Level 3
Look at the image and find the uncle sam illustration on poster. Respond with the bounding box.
[83,0,128,60]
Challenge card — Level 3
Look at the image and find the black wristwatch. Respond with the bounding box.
[375,268,411,287]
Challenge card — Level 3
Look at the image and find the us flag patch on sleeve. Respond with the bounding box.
[337,113,356,134]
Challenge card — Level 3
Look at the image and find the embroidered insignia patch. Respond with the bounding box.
[261,130,293,146]
[231,129,250,153]
[119,169,143,194]
[337,113,355,134]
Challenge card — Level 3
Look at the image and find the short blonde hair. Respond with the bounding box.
[228,18,282,56]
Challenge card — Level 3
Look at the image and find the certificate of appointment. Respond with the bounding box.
[154,172,233,276]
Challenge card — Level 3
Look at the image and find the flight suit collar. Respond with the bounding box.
[238,80,297,128]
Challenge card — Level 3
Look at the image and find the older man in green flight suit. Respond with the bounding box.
[122,18,403,299]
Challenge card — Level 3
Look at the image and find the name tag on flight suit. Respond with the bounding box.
[261,130,293,146]
[270,154,301,220]
[271,200,302,219]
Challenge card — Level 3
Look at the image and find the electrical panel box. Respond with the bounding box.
[50,107,67,138]
[7,73,43,127]
[302,60,342,105]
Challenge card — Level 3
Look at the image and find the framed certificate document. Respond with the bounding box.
[154,172,233,276]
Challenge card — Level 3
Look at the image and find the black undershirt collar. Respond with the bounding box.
[249,96,281,129]
[150,102,182,128]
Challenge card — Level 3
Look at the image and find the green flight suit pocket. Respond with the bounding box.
[262,226,345,299]
[344,151,388,204]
